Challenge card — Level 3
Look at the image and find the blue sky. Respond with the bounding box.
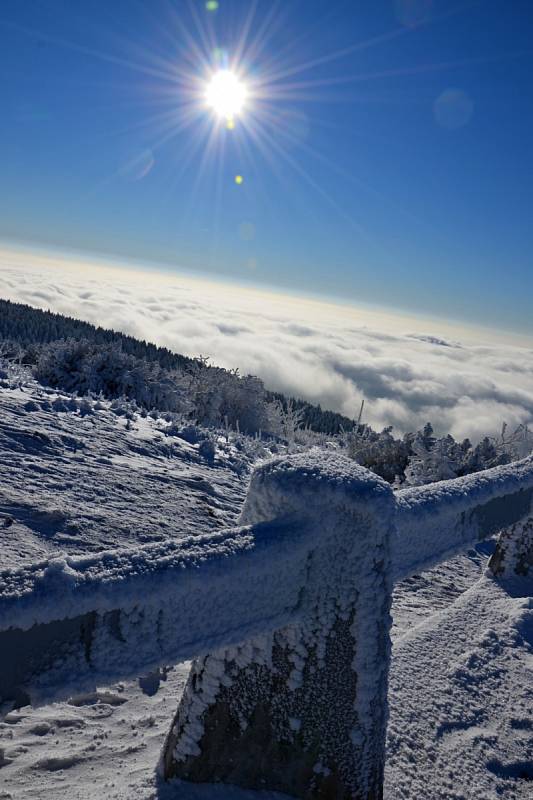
[1,0,533,334]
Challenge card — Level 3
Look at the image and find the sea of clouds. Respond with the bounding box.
[1,245,533,442]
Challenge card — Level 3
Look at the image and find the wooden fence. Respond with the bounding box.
[2,452,533,798]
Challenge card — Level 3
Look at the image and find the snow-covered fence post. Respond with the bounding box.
[162,453,395,799]
[488,516,533,578]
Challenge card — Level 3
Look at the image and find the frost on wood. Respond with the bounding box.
[394,455,533,581]
[163,452,395,799]
[0,519,310,707]
[489,516,533,578]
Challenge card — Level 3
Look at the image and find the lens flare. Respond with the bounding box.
[206,70,247,119]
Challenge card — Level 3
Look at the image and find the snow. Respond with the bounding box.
[162,452,394,797]
[0,521,299,632]
[0,381,247,572]
[1,442,392,632]
[1,378,532,799]
[394,456,533,580]
[2,545,531,799]
[490,516,533,578]
[0,660,288,800]
[386,572,533,800]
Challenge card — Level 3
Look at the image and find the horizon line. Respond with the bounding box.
[1,235,532,350]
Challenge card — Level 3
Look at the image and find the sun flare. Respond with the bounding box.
[205,69,248,119]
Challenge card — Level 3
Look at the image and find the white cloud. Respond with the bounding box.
[1,243,533,441]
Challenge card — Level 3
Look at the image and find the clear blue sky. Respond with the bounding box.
[1,0,532,333]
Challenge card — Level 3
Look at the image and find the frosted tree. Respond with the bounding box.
[345,425,411,485]
[495,422,533,461]
[404,432,459,486]
[462,436,508,473]
[272,397,305,442]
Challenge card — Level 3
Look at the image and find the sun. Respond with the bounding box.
[205,69,248,119]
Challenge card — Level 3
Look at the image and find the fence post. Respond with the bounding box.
[162,452,395,799]
[489,516,533,578]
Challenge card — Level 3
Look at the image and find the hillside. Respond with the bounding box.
[0,298,356,436]
[0,374,251,571]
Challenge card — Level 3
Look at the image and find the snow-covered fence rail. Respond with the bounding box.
[0,518,311,702]
[394,455,533,581]
[2,452,533,799]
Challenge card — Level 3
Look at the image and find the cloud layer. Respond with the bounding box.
[1,245,533,442]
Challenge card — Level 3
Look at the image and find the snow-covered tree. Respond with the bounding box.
[344,425,411,484]
[404,432,461,486]
[495,422,533,461]
[270,397,305,442]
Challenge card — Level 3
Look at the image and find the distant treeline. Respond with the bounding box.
[0,298,193,371]
[266,391,355,435]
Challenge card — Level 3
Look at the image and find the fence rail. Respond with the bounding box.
[393,454,533,580]
[2,452,533,799]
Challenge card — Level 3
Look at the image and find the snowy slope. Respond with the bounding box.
[0,662,287,800]
[387,574,533,800]
[0,379,248,571]
[1,377,532,799]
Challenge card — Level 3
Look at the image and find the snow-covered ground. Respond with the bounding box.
[388,574,533,800]
[1,378,532,799]
[0,379,249,571]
